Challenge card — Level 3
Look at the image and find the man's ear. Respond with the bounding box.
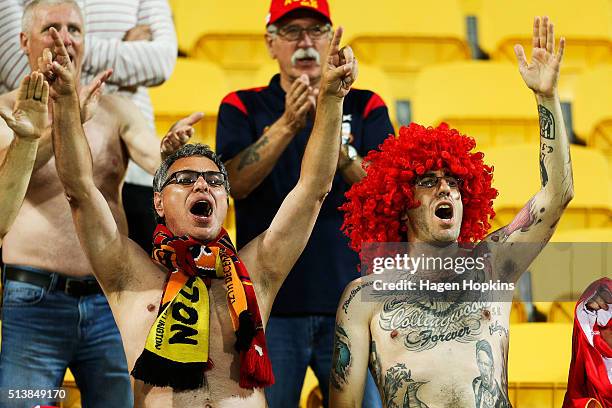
[153,192,164,219]
[19,32,29,55]
[264,33,277,59]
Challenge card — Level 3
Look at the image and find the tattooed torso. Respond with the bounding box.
[346,246,513,408]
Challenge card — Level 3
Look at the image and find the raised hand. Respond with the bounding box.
[80,69,113,123]
[0,72,49,140]
[160,111,203,159]
[46,27,78,98]
[514,16,565,97]
[320,27,358,99]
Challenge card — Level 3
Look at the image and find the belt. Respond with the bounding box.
[4,265,103,298]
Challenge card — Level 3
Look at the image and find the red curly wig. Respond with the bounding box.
[340,123,498,253]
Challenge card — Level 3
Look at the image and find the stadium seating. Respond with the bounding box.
[483,144,611,233]
[170,0,269,88]
[149,58,230,147]
[333,0,470,101]
[412,61,538,147]
[477,0,612,100]
[573,65,612,161]
[507,323,572,408]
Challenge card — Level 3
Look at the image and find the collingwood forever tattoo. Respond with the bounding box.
[331,324,351,390]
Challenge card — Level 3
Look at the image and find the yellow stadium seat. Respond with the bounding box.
[483,144,611,233]
[573,65,612,160]
[299,367,322,408]
[149,58,230,148]
[412,61,538,147]
[508,323,572,408]
[61,369,81,408]
[477,0,612,100]
[171,0,269,89]
[333,0,470,100]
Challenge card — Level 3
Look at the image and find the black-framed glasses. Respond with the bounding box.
[276,24,331,41]
[413,175,463,189]
[161,170,226,190]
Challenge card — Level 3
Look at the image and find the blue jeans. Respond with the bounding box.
[264,315,382,408]
[0,278,132,408]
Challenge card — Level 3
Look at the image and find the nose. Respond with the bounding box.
[58,27,73,47]
[437,178,452,196]
[297,30,314,47]
[192,175,209,192]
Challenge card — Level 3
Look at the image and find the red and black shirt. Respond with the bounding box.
[216,73,394,315]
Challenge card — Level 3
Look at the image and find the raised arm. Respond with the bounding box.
[48,28,160,299]
[0,73,48,245]
[240,27,358,300]
[329,279,375,408]
[485,16,573,281]
[82,0,177,87]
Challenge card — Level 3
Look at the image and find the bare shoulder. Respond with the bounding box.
[338,276,378,322]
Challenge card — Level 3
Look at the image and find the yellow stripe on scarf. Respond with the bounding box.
[144,276,211,363]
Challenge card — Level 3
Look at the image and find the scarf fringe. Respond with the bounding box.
[239,331,275,388]
[131,349,213,391]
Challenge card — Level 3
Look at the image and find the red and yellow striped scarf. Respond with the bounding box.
[131,225,274,390]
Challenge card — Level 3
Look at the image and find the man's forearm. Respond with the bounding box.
[301,96,343,198]
[537,93,573,205]
[225,115,296,199]
[52,93,95,201]
[0,136,38,237]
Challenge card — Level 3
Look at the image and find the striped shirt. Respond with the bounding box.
[0,0,177,184]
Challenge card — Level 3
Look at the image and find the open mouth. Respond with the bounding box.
[190,200,212,217]
[434,203,453,220]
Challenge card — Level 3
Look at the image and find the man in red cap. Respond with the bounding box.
[216,0,393,406]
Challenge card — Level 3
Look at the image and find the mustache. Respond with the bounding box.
[291,48,320,66]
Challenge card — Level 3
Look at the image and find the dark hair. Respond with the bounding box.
[152,144,230,222]
[475,339,493,362]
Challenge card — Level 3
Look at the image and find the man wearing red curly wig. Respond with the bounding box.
[330,16,574,408]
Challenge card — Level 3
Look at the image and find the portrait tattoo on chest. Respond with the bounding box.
[472,339,511,408]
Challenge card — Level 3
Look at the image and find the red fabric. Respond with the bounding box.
[152,225,274,389]
[267,0,332,26]
[563,278,612,408]
[363,93,386,119]
[222,92,248,115]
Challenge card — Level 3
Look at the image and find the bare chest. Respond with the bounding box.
[126,281,267,408]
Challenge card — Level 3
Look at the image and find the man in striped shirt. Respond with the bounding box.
[0,1,190,407]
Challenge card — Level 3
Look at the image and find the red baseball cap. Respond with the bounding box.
[267,0,332,26]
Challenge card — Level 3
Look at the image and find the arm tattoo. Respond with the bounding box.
[237,135,269,170]
[383,364,429,408]
[343,281,374,314]
[331,323,352,390]
[538,105,555,140]
[539,143,553,188]
[369,341,383,391]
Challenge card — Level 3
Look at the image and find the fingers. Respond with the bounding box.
[328,26,344,62]
[532,17,540,49]
[51,60,70,81]
[183,111,204,126]
[49,27,70,66]
[539,16,547,50]
[34,72,44,101]
[546,20,554,54]
[0,107,14,126]
[41,79,50,105]
[513,44,528,70]
[288,77,309,104]
[556,37,566,64]
[95,68,113,86]
[27,72,37,99]
[16,74,30,101]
